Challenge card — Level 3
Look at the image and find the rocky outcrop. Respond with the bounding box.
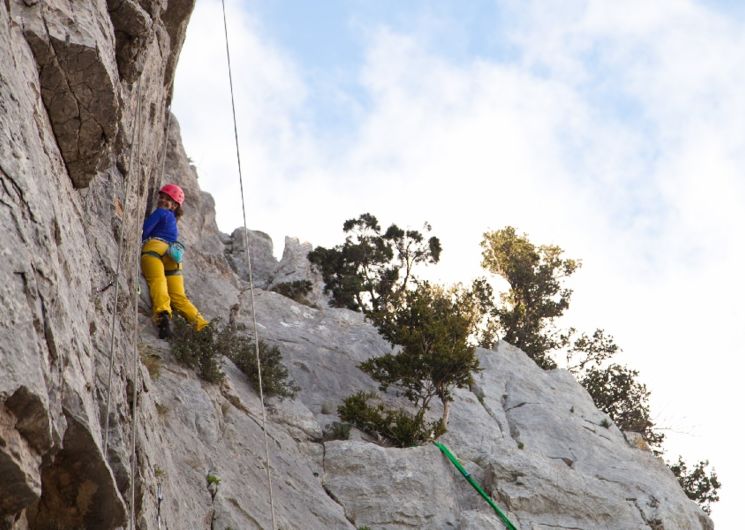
[269,236,328,307]
[19,0,121,188]
[225,231,327,307]
[225,227,278,289]
[0,1,714,529]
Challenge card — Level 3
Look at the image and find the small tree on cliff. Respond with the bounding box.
[360,281,488,429]
[481,229,666,448]
[338,281,491,446]
[308,213,441,313]
[480,226,580,369]
[564,329,665,450]
[668,457,721,515]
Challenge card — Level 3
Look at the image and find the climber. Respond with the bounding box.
[141,183,208,338]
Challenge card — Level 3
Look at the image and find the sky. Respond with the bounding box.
[172,1,745,526]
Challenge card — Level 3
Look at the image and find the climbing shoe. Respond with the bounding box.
[157,312,171,339]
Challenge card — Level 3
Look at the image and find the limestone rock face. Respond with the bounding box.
[0,1,715,529]
[1,0,194,527]
[224,231,327,307]
[225,227,278,289]
[270,236,328,307]
[18,0,121,188]
[323,442,462,529]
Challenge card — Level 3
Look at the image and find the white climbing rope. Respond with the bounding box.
[125,77,148,530]
[130,228,141,530]
[221,1,278,528]
[99,75,147,529]
[149,104,172,530]
[129,132,149,529]
[103,79,144,457]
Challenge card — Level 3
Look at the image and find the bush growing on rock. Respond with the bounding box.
[315,215,491,444]
[578,362,664,450]
[169,317,297,398]
[170,316,224,383]
[321,421,351,441]
[225,335,299,399]
[362,281,488,430]
[338,282,488,446]
[338,392,444,447]
[668,457,721,515]
[271,280,315,307]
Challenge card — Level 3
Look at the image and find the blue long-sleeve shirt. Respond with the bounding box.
[142,208,178,243]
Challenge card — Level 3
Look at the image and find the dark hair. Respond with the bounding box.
[174,204,184,220]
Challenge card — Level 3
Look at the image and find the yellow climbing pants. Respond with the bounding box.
[141,239,208,331]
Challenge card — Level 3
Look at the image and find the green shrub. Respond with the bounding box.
[169,316,224,383]
[224,333,299,399]
[338,392,444,448]
[271,280,315,306]
[668,457,721,515]
[580,363,664,451]
[169,317,298,398]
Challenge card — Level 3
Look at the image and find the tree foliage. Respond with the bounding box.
[271,280,314,307]
[563,328,619,372]
[308,213,441,313]
[169,317,298,398]
[563,325,665,450]
[361,281,488,429]
[480,226,580,368]
[579,363,664,451]
[481,229,666,449]
[338,392,444,448]
[668,457,721,515]
[226,336,299,399]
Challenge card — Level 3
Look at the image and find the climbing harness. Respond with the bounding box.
[434,442,518,530]
[103,79,144,457]
[221,0,277,528]
[141,237,186,264]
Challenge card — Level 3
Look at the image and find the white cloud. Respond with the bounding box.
[173,0,315,240]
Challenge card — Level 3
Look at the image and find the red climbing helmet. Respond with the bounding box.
[159,184,185,205]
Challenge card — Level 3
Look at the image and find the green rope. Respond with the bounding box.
[433,441,518,530]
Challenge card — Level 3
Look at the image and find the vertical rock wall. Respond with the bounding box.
[0,0,195,528]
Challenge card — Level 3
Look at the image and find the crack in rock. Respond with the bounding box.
[23,3,119,188]
[0,162,37,223]
[320,443,356,528]
[631,497,665,530]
